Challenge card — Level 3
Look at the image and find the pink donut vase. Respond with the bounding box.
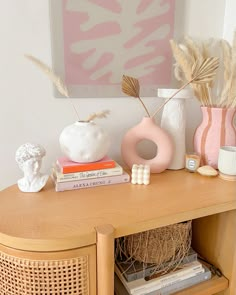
[121,117,174,173]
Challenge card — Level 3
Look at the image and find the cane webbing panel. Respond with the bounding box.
[0,251,89,295]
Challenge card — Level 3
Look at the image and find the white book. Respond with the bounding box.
[52,161,123,182]
[114,265,211,295]
[115,261,204,295]
[138,269,205,295]
[52,172,130,192]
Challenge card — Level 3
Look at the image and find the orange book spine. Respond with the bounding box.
[62,160,116,173]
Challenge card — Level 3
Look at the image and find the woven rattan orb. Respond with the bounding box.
[0,250,89,295]
[119,221,192,265]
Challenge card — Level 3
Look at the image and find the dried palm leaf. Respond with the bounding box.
[193,58,219,106]
[170,38,222,106]
[152,57,219,117]
[191,57,219,84]
[122,75,140,98]
[85,110,110,122]
[122,75,150,117]
[25,54,80,120]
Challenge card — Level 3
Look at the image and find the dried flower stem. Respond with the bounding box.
[138,96,151,117]
[122,75,150,117]
[85,110,110,122]
[66,96,80,120]
[25,54,80,120]
[151,80,193,117]
[152,57,219,117]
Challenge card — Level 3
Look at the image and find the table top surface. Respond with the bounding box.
[0,170,235,251]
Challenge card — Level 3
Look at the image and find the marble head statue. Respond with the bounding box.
[15,143,49,192]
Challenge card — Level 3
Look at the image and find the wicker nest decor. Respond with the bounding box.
[115,221,192,273]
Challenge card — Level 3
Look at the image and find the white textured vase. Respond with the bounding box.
[59,121,110,163]
[158,88,192,170]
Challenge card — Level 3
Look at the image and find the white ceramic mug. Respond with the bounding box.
[218,146,236,176]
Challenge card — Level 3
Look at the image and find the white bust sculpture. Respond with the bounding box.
[15,143,49,192]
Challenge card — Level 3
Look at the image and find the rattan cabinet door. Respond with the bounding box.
[0,244,96,295]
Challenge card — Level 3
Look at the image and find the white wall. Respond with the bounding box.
[0,0,232,190]
[223,0,236,42]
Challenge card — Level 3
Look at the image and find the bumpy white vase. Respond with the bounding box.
[59,121,110,163]
[158,88,192,170]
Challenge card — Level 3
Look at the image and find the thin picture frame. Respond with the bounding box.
[50,0,181,98]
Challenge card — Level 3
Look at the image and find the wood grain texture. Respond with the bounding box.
[229,250,236,295]
[192,210,236,295]
[0,170,235,251]
[174,276,228,295]
[96,224,114,295]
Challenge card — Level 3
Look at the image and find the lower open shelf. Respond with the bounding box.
[174,276,228,295]
[114,275,229,295]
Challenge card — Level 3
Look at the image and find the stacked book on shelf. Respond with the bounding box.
[52,155,130,192]
[115,248,212,295]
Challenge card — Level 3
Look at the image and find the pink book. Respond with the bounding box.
[52,172,130,192]
[56,156,116,174]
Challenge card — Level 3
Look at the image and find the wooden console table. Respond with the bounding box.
[0,170,235,294]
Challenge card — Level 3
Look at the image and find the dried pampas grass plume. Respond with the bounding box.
[25,54,69,97]
[184,36,203,62]
[170,36,236,107]
[85,110,110,122]
[122,75,150,117]
[121,58,219,119]
[25,54,80,120]
[221,40,232,83]
[170,40,193,81]
[152,57,219,117]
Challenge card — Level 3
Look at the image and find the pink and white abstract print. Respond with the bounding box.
[63,0,175,94]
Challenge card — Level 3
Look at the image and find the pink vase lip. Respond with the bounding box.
[141,116,155,122]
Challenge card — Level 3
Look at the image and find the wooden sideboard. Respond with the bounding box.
[0,170,235,295]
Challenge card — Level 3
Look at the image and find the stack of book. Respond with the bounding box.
[52,156,130,192]
[115,248,212,295]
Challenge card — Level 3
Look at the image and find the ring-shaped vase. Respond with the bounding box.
[121,117,174,173]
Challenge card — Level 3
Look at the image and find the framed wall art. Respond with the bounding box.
[50,0,177,97]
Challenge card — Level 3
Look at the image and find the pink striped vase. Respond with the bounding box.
[193,107,236,169]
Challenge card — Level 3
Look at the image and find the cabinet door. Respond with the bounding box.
[0,244,96,295]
